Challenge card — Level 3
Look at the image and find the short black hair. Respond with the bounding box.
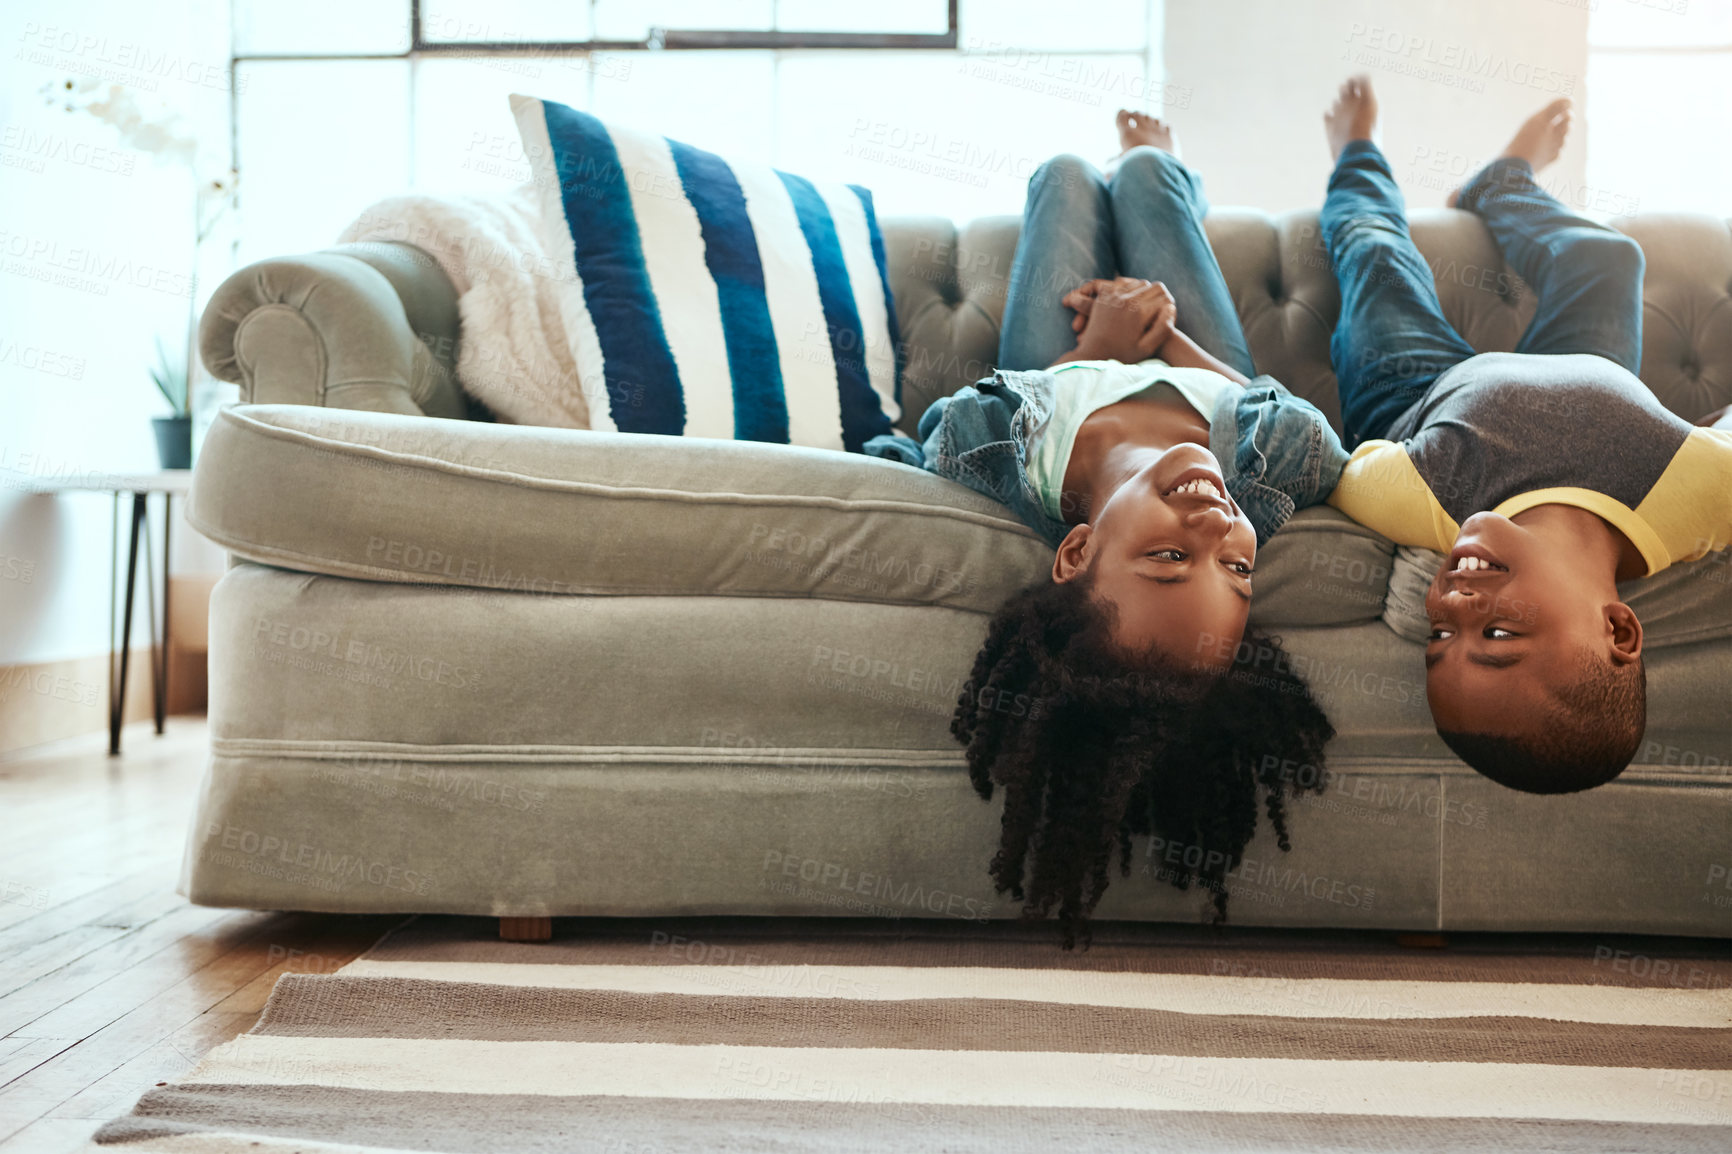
[1439,650,1646,794]
[952,572,1335,948]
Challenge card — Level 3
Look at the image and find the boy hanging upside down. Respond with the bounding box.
[1318,75,1732,793]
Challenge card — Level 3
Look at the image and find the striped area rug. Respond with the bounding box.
[95,917,1732,1151]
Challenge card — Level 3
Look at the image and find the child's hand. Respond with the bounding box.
[1695,404,1732,431]
[1062,277,1176,363]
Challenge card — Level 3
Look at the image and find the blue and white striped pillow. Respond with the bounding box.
[509,95,903,451]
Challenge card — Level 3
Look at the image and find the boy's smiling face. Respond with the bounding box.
[1423,510,1641,741]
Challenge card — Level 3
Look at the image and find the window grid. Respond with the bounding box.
[227,1,1168,236]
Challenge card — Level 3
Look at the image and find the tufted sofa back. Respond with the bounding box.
[880,210,1732,436]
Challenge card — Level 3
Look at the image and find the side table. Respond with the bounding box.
[14,470,194,754]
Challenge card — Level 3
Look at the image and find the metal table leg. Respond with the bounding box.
[159,493,172,734]
[143,492,159,732]
[110,493,145,756]
[107,490,174,753]
[107,492,118,754]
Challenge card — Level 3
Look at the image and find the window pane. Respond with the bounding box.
[1586,51,1732,214]
[234,61,411,264]
[593,1,773,40]
[233,0,409,55]
[960,0,1152,52]
[588,52,775,163]
[777,0,948,33]
[1589,1,1732,50]
[420,0,592,44]
[413,57,593,193]
[775,51,1148,222]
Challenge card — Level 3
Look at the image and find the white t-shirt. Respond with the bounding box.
[1025,358,1239,522]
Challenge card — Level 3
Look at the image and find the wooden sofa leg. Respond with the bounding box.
[1395,932,1448,949]
[499,916,553,942]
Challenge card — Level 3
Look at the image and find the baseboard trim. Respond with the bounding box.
[0,648,202,756]
[0,653,136,755]
[0,576,214,756]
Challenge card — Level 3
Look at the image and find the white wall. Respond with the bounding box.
[0,0,230,668]
[1163,0,1590,213]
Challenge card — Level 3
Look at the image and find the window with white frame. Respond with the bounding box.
[1586,0,1732,217]
[228,0,1167,264]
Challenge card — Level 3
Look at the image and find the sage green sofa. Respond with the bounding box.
[182,206,1732,937]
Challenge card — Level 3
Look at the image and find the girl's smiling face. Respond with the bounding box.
[1053,443,1257,672]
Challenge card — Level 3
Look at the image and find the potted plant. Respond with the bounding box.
[149,338,192,470]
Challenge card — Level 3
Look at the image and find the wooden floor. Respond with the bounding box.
[0,717,399,1152]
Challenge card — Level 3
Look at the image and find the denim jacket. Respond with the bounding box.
[863,368,1349,549]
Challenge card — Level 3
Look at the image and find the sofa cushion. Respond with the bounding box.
[191,405,1399,629]
[204,564,1440,766]
[190,405,1048,614]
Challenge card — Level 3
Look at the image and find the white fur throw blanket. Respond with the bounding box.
[337,186,589,428]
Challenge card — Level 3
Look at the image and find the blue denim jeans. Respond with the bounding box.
[998,148,1256,378]
[1321,139,1646,447]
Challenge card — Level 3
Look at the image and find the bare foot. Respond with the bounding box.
[1324,75,1379,162]
[1446,98,1571,207]
[1114,108,1181,160]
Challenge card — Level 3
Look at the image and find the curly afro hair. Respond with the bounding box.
[952,571,1336,948]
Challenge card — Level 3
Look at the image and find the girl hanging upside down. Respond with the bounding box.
[864,111,1345,946]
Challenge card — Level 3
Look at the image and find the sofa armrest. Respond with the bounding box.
[198,241,468,419]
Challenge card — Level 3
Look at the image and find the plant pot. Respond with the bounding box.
[152,415,192,470]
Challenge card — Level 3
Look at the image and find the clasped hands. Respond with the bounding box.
[1057,277,1178,365]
